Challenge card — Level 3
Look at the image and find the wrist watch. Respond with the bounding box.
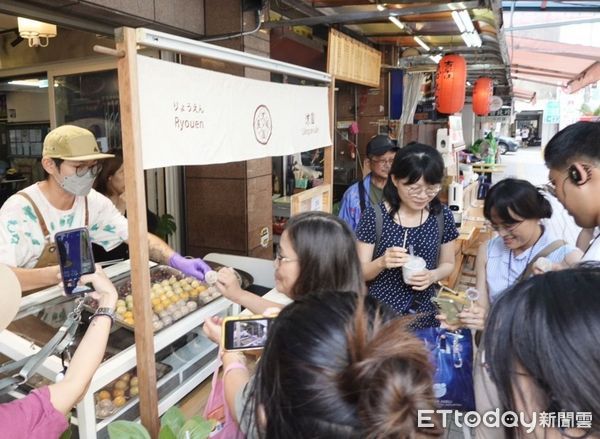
[91,307,116,324]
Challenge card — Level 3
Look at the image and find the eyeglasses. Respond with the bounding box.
[73,162,103,177]
[370,157,394,166]
[486,220,523,233]
[274,249,298,264]
[405,184,441,198]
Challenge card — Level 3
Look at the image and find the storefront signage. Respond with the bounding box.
[544,101,560,124]
[136,55,331,169]
[327,29,381,88]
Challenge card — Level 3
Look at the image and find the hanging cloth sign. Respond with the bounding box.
[135,55,331,169]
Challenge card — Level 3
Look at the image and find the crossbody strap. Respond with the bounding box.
[358,178,367,214]
[372,202,384,260]
[518,239,566,282]
[436,209,444,265]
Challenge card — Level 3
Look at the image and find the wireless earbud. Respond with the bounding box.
[568,163,592,186]
[568,165,583,184]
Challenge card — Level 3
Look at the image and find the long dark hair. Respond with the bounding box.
[94,150,123,196]
[285,211,364,299]
[383,142,444,217]
[484,264,600,435]
[483,178,552,224]
[248,290,442,438]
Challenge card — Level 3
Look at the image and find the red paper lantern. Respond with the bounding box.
[473,77,494,116]
[435,54,467,114]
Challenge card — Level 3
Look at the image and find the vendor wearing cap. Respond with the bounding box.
[338,135,399,231]
[0,125,211,292]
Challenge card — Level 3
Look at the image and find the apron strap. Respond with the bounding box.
[17,192,50,238]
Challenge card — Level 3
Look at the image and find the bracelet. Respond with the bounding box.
[90,307,115,325]
[223,361,247,377]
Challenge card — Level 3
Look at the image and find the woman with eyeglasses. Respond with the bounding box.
[439,178,582,439]
[447,178,582,333]
[202,211,365,437]
[208,211,364,315]
[355,142,459,328]
[484,264,600,438]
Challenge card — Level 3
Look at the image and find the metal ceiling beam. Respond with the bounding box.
[512,76,565,88]
[505,18,600,32]
[364,30,460,37]
[263,1,479,28]
[511,68,574,80]
[512,63,579,76]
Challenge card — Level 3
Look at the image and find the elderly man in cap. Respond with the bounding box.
[338,135,399,231]
[0,125,211,292]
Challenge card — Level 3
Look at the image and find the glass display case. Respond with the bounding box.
[0,261,239,438]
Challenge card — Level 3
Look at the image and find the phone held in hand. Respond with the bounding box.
[222,315,275,351]
[431,285,470,326]
[55,227,95,295]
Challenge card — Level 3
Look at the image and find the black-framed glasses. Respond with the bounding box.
[74,163,102,177]
[405,184,441,198]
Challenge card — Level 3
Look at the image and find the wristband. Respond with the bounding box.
[90,307,115,325]
[223,361,247,377]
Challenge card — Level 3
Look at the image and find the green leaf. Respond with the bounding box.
[158,425,177,439]
[59,426,73,439]
[107,421,151,439]
[160,406,186,436]
[176,417,214,439]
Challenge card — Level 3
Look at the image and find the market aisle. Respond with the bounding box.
[494,146,548,186]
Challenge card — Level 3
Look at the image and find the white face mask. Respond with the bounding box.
[58,170,96,196]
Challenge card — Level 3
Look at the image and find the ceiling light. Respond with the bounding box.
[377,4,386,11]
[451,11,466,33]
[388,16,405,30]
[17,17,57,47]
[429,54,442,64]
[8,79,48,88]
[414,36,430,52]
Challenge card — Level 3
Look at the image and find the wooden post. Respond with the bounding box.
[323,77,336,211]
[115,27,160,437]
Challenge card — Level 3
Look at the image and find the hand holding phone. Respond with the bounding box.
[55,227,96,295]
[222,315,274,351]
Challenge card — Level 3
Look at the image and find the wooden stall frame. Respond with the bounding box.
[111,27,333,436]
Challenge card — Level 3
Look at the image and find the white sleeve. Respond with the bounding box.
[0,195,41,267]
[87,190,129,251]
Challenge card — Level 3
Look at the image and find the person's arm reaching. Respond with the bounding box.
[136,233,211,281]
[47,268,117,415]
[216,268,283,314]
[11,266,60,292]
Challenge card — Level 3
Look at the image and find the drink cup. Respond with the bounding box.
[402,256,426,284]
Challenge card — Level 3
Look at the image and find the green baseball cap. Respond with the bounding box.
[43,125,115,161]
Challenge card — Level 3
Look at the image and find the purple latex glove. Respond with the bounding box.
[169,253,211,281]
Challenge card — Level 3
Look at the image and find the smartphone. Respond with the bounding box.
[222,315,275,351]
[431,296,466,326]
[55,227,95,295]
